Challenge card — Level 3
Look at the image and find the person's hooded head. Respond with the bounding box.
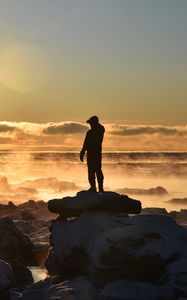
[86,116,99,128]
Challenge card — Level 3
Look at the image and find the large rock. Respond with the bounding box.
[48,191,141,218]
[0,259,13,289]
[0,217,34,261]
[0,217,35,287]
[90,215,187,283]
[99,280,173,300]
[167,259,187,297]
[0,259,13,300]
[14,276,95,300]
[10,258,34,286]
[45,213,187,284]
[45,212,126,276]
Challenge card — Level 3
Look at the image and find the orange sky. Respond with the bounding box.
[0,1,186,126]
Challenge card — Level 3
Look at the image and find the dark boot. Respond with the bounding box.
[98,183,104,193]
[88,167,97,192]
[97,168,104,193]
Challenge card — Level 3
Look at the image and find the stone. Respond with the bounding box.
[0,217,34,262]
[90,215,187,283]
[167,259,187,297]
[0,259,13,289]
[48,191,141,218]
[45,212,129,276]
[0,259,13,300]
[99,279,173,300]
[45,213,187,284]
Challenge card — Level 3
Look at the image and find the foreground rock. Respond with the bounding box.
[46,213,187,285]
[12,276,96,300]
[0,217,34,287]
[99,280,173,300]
[48,191,141,218]
[9,190,187,299]
[0,217,34,261]
[0,259,13,299]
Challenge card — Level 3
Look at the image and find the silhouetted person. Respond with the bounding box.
[80,116,105,192]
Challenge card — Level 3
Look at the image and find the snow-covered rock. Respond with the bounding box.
[99,280,173,300]
[167,259,187,297]
[45,212,187,284]
[48,191,141,218]
[90,215,187,283]
[45,212,127,276]
[16,276,95,300]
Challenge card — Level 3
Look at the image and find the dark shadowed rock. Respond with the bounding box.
[0,259,13,288]
[167,258,187,297]
[99,279,173,300]
[45,212,129,276]
[0,217,34,261]
[15,276,95,300]
[10,259,33,286]
[48,191,141,218]
[0,259,13,300]
[141,207,168,215]
[90,215,186,284]
[0,217,35,287]
[169,209,187,225]
[45,212,187,285]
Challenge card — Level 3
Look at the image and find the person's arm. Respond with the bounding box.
[80,131,89,162]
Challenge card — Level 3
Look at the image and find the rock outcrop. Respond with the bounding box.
[42,191,187,300]
[0,217,34,261]
[48,191,142,218]
[9,190,187,300]
[0,217,34,287]
[0,259,13,299]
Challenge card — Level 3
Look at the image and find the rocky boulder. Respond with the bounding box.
[11,276,95,300]
[45,211,187,285]
[90,215,187,283]
[0,217,35,287]
[99,279,173,300]
[0,217,34,262]
[48,191,141,218]
[0,259,13,300]
[45,212,127,276]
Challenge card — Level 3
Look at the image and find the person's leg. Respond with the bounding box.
[96,168,104,193]
[88,165,96,191]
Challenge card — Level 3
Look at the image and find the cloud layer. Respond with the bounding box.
[0,121,186,150]
[43,122,88,135]
[108,124,187,136]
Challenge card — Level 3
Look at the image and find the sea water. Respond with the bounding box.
[0,150,187,211]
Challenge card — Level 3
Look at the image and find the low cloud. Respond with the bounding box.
[0,124,16,133]
[0,121,187,150]
[108,124,187,136]
[43,122,88,135]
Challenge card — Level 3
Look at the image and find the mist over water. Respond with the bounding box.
[0,150,187,212]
